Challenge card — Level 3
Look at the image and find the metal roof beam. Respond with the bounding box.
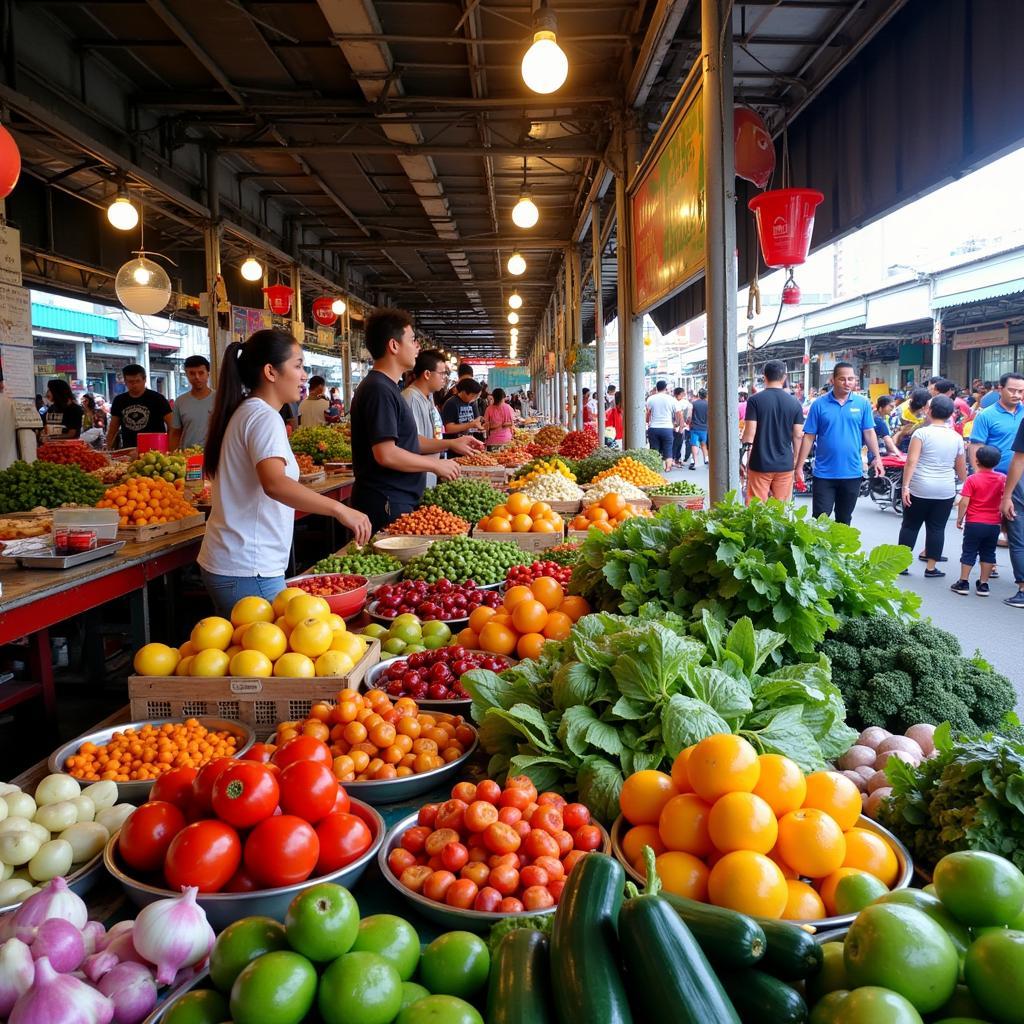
[304,237,568,251]
[218,141,602,158]
[329,33,631,45]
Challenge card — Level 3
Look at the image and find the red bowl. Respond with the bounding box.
[287,573,368,617]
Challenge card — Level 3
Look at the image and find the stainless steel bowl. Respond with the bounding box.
[814,927,848,945]
[366,600,469,631]
[106,799,385,932]
[48,718,256,805]
[366,569,403,592]
[361,659,470,712]
[0,847,107,917]
[609,813,913,931]
[379,810,610,933]
[142,969,210,1024]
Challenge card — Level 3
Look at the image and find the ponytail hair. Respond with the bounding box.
[205,328,297,477]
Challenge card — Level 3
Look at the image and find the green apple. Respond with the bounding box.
[874,889,971,960]
[421,620,452,642]
[362,623,389,639]
[934,850,1024,927]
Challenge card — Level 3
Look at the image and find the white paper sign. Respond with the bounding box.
[1,345,34,399]
[0,225,21,286]
[0,284,30,347]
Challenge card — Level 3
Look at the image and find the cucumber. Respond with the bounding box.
[719,968,809,1023]
[756,918,824,980]
[486,928,553,1024]
[550,853,632,1024]
[660,891,767,967]
[619,892,741,1023]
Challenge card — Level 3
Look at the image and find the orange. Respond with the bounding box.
[620,824,666,865]
[478,621,517,656]
[542,611,572,640]
[491,505,512,520]
[817,867,870,916]
[559,596,590,622]
[468,606,497,634]
[654,851,709,901]
[707,850,788,918]
[658,793,713,857]
[511,599,549,634]
[594,520,614,533]
[530,577,564,610]
[455,627,479,648]
[708,792,779,855]
[585,505,609,522]
[511,513,533,532]
[752,754,807,817]
[619,770,678,826]
[488,517,512,532]
[516,632,547,660]
[507,491,533,516]
[570,516,589,531]
[529,502,552,519]
[841,827,900,887]
[782,879,826,921]
[503,585,534,611]
[670,746,694,793]
[531,519,556,533]
[687,734,760,803]
[489,612,512,626]
[767,845,799,879]
[802,771,862,832]
[600,493,626,516]
[775,808,847,879]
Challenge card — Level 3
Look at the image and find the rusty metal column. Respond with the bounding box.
[592,205,606,439]
[703,0,739,499]
[204,149,222,383]
[555,292,566,427]
[617,123,645,450]
[570,245,584,430]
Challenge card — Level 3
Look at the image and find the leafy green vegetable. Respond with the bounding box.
[462,611,857,822]
[879,723,1024,873]
[289,425,351,463]
[569,495,918,660]
[487,915,553,956]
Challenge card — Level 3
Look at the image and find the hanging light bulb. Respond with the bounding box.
[508,292,523,310]
[132,263,152,286]
[510,327,519,337]
[521,3,568,95]
[507,252,526,276]
[512,188,539,229]
[107,193,139,231]
[508,311,520,325]
[240,255,264,281]
[331,298,347,316]
[115,256,171,315]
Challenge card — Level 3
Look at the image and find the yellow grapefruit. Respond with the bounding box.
[289,617,334,658]
[241,622,288,662]
[133,643,179,676]
[285,594,331,628]
[275,615,293,637]
[178,640,196,659]
[190,648,230,677]
[224,645,243,661]
[175,656,193,676]
[230,596,275,627]
[273,652,315,678]
[315,651,355,677]
[229,649,274,677]
[231,623,251,646]
[325,613,347,635]
[190,616,234,652]
[272,587,306,618]
[330,632,367,659]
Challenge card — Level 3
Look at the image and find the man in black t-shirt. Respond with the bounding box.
[349,309,482,533]
[687,390,710,468]
[105,364,172,449]
[441,379,484,440]
[741,360,805,502]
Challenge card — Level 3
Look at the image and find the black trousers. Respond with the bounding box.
[672,430,684,462]
[350,486,417,536]
[898,494,955,562]
[812,476,862,525]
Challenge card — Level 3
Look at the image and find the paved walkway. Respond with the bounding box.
[659,459,1024,697]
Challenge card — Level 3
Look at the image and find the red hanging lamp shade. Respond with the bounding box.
[748,188,824,268]
[0,125,20,200]
[263,283,294,316]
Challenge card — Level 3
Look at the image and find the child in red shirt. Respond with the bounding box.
[951,444,1006,596]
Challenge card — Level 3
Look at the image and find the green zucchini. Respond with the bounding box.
[719,968,809,1023]
[660,891,767,967]
[486,928,553,1024]
[550,853,632,1024]
[756,917,824,980]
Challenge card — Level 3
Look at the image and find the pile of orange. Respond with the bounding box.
[97,476,196,528]
[476,490,564,534]
[455,576,590,660]
[569,492,652,533]
[618,734,901,921]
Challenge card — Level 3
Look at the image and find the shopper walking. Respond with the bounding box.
[897,395,966,577]
[672,386,691,468]
[688,389,710,468]
[168,355,214,450]
[605,392,623,448]
[951,444,1005,596]
[645,380,677,473]
[484,387,516,447]
[198,329,370,616]
[999,419,1024,609]
[741,360,804,502]
[795,362,884,525]
[106,364,172,449]
[969,373,1024,472]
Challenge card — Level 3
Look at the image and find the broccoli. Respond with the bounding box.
[970,669,1017,731]
[860,648,892,678]
[820,639,860,672]
[908,619,962,659]
[894,642,936,680]
[905,677,976,734]
[854,670,914,728]
[833,617,871,648]
[853,614,912,651]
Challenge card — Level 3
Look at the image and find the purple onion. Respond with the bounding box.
[97,962,157,1024]
[30,918,85,973]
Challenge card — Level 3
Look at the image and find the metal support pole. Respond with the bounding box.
[703,0,739,499]
[341,262,353,409]
[616,123,645,451]
[555,294,565,427]
[803,335,811,390]
[592,204,606,438]
[571,245,584,430]
[204,149,222,383]
[931,307,942,377]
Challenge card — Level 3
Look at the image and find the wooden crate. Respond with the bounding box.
[117,511,205,543]
[128,640,381,729]
[458,465,510,486]
[471,527,564,552]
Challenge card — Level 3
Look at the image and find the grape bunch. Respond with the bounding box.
[402,535,529,585]
[0,461,106,513]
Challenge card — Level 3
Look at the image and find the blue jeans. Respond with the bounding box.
[201,570,286,619]
[1007,478,1024,585]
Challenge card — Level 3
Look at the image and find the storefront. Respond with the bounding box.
[31,302,123,400]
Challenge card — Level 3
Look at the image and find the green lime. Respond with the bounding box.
[419,932,490,1000]
[351,914,421,981]
[285,882,360,962]
[932,983,987,1019]
[421,621,452,641]
[934,851,1024,927]
[162,989,230,1024]
[874,889,971,961]
[834,872,888,915]
[963,928,1024,1022]
[318,951,402,1024]
[229,951,317,1024]
[209,916,289,993]
[807,942,848,1005]
[392,623,423,645]
[362,624,389,639]
[399,982,431,1011]
[404,644,426,654]
[808,990,849,1024]
[383,637,408,655]
[396,994,484,1024]
[832,987,923,1024]
[422,634,447,650]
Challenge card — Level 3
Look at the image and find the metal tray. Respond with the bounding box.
[17,540,125,569]
[362,652,515,711]
[47,717,255,805]
[366,600,469,631]
[0,847,106,916]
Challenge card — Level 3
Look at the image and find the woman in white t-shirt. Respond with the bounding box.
[199,330,370,616]
[898,395,967,578]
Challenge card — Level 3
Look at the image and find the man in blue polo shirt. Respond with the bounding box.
[794,362,884,525]
[969,372,1024,474]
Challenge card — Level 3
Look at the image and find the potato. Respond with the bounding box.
[28,839,73,882]
[877,735,923,759]
[877,749,919,771]
[865,787,893,818]
[0,818,33,837]
[81,781,117,812]
[838,745,877,771]
[59,822,108,863]
[2,793,35,820]
[95,804,134,835]
[866,769,892,793]
[904,724,937,756]
[858,726,891,750]
[34,800,77,833]
[854,765,877,782]
[841,769,867,791]
[34,774,81,807]
[70,796,96,823]
[0,831,41,866]
[0,878,34,906]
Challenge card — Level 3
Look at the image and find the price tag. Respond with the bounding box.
[229,679,264,695]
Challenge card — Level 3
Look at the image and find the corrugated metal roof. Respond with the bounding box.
[30,303,119,339]
[932,279,1024,310]
[803,314,869,339]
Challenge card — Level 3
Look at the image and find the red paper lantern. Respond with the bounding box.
[734,108,775,190]
[263,283,294,316]
[782,281,802,305]
[311,296,337,326]
[0,125,20,199]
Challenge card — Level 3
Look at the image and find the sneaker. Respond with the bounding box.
[688,463,696,471]
[1004,591,1024,609]
[990,568,1000,578]
[976,581,990,596]
[950,580,970,595]
[919,553,949,562]
[899,570,910,577]
[924,568,946,578]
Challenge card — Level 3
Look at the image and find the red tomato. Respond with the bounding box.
[445,878,478,909]
[441,841,469,873]
[474,886,502,912]
[417,804,439,828]
[497,806,522,826]
[164,819,242,892]
[241,743,276,764]
[498,787,531,812]
[562,849,588,874]
[506,775,538,802]
[223,866,260,892]
[388,848,417,876]
[315,811,373,874]
[332,786,351,815]
[530,805,564,835]
[271,735,332,770]
[562,803,591,831]
[538,791,567,809]
[465,800,499,832]
[573,825,603,852]
[499,896,524,913]
[475,780,502,805]
[211,762,280,829]
[524,828,560,861]
[548,877,567,901]
[150,767,197,812]
[483,822,521,854]
[488,863,520,896]
[424,828,460,858]
[192,758,237,816]
[244,815,319,888]
[468,845,489,864]
[460,861,490,887]
[451,782,477,803]
[400,826,431,855]
[278,761,339,823]
[422,870,456,903]
[118,801,187,873]
[513,819,531,840]
[520,864,549,888]
[400,865,432,892]
[522,885,555,911]
[554,830,574,857]
[534,855,565,880]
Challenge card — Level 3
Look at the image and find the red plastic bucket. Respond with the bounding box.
[748,188,824,267]
[137,432,168,454]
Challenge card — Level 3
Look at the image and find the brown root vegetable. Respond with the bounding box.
[866,769,893,793]
[876,749,919,772]
[904,724,937,756]
[876,735,923,760]
[858,726,891,750]
[838,745,877,771]
[865,787,893,818]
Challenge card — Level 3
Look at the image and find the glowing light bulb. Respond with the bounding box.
[522,32,568,94]
[240,256,263,281]
[331,298,346,315]
[507,252,526,276]
[508,292,523,310]
[512,191,539,229]
[107,196,139,231]
[508,311,519,325]
[132,264,152,286]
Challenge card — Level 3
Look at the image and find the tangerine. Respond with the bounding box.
[687,734,760,802]
[478,621,518,656]
[585,505,609,522]
[707,850,788,918]
[511,599,549,634]
[530,577,564,610]
[658,793,713,857]
[600,493,626,516]
[559,596,590,622]
[516,632,547,660]
[783,879,827,921]
[752,754,807,817]
[620,770,678,826]
[506,492,533,516]
[841,827,900,887]
[802,771,862,832]
[488,517,512,533]
[776,808,847,878]
[542,611,572,640]
[707,791,779,855]
[456,627,479,648]
[468,606,497,634]
[654,851,709,901]
[503,585,534,611]
[620,824,666,865]
[511,513,534,532]
[670,746,694,793]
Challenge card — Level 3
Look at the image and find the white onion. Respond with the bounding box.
[28,841,73,883]
[33,803,76,834]
[81,783,117,813]
[0,834,40,868]
[2,795,35,821]
[69,797,95,824]
[34,776,80,808]
[95,807,133,835]
[58,824,108,864]
[0,880,33,907]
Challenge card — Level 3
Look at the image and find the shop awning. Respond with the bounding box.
[31,303,119,339]
[932,249,1024,310]
[932,278,1024,309]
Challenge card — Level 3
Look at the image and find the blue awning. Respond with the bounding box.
[31,303,119,339]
